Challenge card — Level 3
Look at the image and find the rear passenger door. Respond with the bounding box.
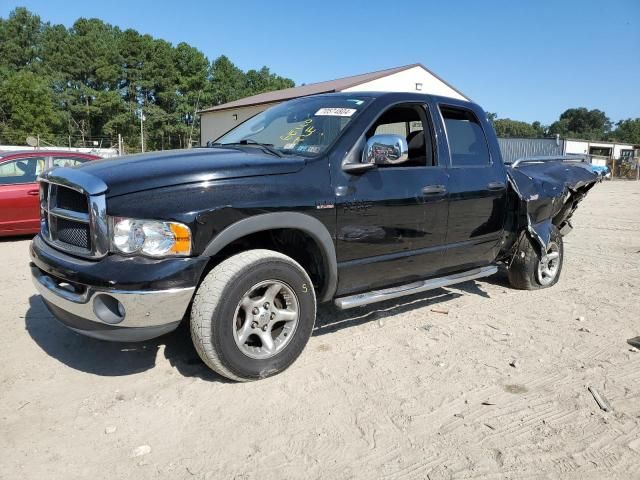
[437,105,507,271]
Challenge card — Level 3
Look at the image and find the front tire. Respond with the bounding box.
[191,249,316,381]
[508,227,564,290]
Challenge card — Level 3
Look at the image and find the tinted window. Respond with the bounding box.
[0,157,45,185]
[441,107,490,166]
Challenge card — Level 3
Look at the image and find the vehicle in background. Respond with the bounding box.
[580,155,611,180]
[0,151,101,236]
[589,164,611,180]
[556,154,611,181]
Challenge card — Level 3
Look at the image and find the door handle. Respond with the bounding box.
[487,181,505,191]
[27,189,40,196]
[422,185,447,195]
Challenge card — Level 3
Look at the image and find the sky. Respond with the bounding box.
[1,0,639,125]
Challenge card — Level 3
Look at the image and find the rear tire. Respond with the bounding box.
[191,249,316,382]
[508,227,563,290]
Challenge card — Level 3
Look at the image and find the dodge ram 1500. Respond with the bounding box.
[30,92,597,381]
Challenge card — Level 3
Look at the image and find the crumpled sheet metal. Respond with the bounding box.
[506,162,597,250]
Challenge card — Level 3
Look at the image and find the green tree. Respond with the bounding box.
[0,7,296,151]
[609,119,640,144]
[487,114,546,138]
[548,108,612,140]
[493,118,545,138]
[208,55,248,106]
[117,30,161,150]
[0,7,43,72]
[0,70,61,143]
[40,17,126,144]
[171,43,210,148]
[531,121,545,137]
[245,66,294,95]
[138,38,178,150]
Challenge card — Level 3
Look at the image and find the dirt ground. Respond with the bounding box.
[1,180,639,480]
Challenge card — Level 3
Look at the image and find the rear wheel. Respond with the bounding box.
[508,227,563,290]
[191,249,316,381]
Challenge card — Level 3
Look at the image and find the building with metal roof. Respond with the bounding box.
[497,136,637,167]
[199,63,469,144]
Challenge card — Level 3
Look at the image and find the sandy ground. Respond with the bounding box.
[1,180,639,480]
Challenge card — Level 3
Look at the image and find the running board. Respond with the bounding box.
[334,265,498,310]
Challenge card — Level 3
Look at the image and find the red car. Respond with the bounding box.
[0,150,101,236]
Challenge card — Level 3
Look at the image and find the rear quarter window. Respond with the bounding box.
[441,106,490,167]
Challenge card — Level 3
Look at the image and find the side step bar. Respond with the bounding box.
[334,266,498,310]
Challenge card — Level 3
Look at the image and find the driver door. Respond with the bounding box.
[334,103,450,296]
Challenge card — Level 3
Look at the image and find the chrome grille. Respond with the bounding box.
[56,187,89,213]
[39,174,109,259]
[56,217,90,248]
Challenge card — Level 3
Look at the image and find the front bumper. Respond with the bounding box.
[30,235,205,342]
[32,266,194,341]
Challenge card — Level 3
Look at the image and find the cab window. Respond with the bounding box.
[440,106,491,166]
[0,157,46,185]
[367,104,436,167]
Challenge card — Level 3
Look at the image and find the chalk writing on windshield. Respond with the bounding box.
[280,119,317,145]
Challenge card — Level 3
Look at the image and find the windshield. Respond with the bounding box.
[213,95,371,157]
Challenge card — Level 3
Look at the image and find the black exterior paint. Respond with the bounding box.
[328,94,509,294]
[74,148,307,197]
[31,92,597,302]
[506,161,597,249]
[30,235,207,290]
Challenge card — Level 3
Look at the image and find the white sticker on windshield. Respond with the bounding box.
[315,107,357,117]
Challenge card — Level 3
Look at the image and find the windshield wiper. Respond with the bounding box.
[207,141,244,152]
[216,140,283,158]
[239,139,283,157]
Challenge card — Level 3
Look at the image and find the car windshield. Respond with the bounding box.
[213,96,371,157]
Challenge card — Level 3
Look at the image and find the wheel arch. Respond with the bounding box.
[201,212,337,302]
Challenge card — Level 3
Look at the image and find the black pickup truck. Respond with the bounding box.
[30,92,597,381]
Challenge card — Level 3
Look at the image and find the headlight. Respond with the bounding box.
[110,217,192,257]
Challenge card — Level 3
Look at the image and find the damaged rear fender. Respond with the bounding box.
[506,161,598,252]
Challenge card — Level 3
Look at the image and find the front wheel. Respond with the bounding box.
[191,249,316,381]
[508,227,564,290]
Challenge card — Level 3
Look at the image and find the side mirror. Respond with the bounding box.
[341,133,409,173]
[363,134,408,166]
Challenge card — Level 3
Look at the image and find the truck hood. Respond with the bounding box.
[506,160,598,250]
[70,148,307,197]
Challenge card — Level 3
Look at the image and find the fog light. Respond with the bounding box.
[93,294,126,324]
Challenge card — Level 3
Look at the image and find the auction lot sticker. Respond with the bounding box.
[315,108,357,117]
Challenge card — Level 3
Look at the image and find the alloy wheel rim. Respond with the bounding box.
[536,242,560,286]
[232,280,299,360]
